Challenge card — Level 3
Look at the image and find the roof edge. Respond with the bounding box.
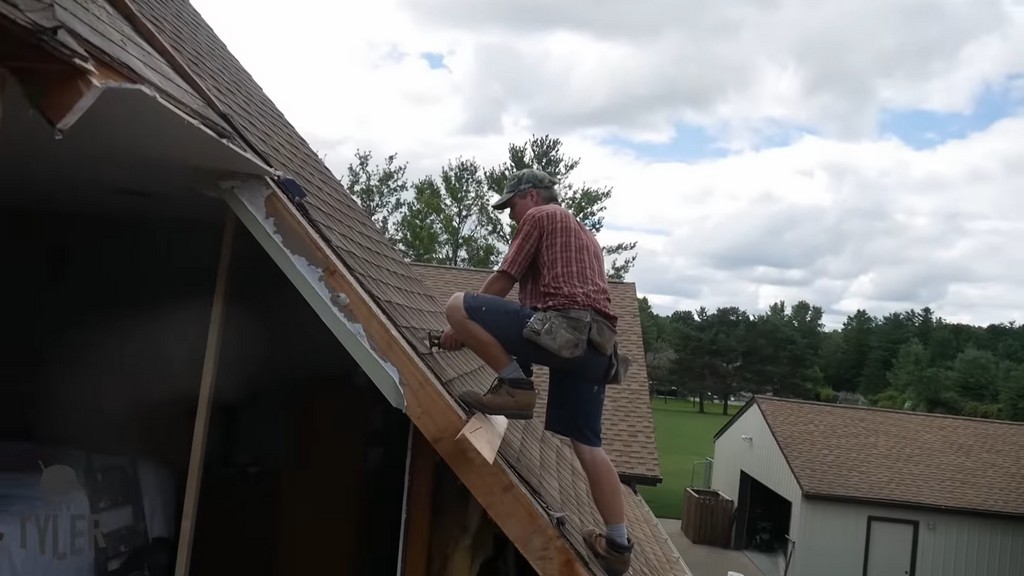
[754,397,807,494]
[756,395,1024,427]
[804,492,1024,520]
[712,396,756,441]
[408,260,635,285]
[0,9,94,71]
[622,472,663,488]
[713,397,807,494]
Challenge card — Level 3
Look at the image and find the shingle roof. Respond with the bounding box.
[2,0,686,572]
[411,262,662,484]
[728,396,1024,517]
[8,0,235,139]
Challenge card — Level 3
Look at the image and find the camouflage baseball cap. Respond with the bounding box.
[491,168,559,210]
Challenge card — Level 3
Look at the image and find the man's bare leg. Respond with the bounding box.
[572,441,626,526]
[447,290,625,526]
[444,292,537,419]
[447,292,630,570]
[576,441,633,575]
[445,292,515,371]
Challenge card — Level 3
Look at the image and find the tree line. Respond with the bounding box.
[342,134,637,280]
[344,134,1024,423]
[639,299,1024,422]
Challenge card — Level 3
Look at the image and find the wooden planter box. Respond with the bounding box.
[680,488,733,548]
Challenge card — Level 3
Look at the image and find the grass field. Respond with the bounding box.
[637,398,736,519]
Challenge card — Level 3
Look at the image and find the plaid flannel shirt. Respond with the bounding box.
[498,204,618,327]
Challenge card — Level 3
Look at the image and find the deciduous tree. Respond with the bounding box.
[342,149,409,246]
[397,157,503,268]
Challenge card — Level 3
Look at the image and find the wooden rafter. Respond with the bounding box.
[174,211,236,576]
[221,178,589,576]
[402,428,437,576]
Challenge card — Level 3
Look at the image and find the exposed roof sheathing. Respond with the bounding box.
[411,262,662,484]
[722,397,1024,517]
[0,1,687,572]
[0,0,234,138]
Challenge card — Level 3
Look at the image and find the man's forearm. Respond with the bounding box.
[479,270,516,298]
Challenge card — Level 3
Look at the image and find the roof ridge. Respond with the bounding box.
[408,260,633,285]
[407,261,497,273]
[754,395,1024,427]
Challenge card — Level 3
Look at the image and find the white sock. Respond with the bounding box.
[499,362,527,380]
[606,523,628,547]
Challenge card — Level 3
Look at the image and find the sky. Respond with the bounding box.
[191,0,1024,328]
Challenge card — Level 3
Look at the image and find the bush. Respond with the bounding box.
[872,390,910,410]
[961,402,1003,420]
[815,386,838,404]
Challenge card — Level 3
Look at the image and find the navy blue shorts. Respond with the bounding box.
[462,292,612,447]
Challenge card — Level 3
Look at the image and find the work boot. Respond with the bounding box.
[583,528,633,576]
[458,377,536,419]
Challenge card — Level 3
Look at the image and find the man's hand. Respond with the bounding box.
[439,325,464,351]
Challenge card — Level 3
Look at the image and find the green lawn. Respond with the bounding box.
[638,398,736,519]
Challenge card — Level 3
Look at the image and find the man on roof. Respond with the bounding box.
[439,168,634,575]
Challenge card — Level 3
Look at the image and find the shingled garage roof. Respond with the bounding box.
[0,1,688,573]
[411,262,662,485]
[720,397,1024,517]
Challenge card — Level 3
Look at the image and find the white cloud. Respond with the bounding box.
[590,117,1024,323]
[191,0,1024,327]
[398,0,1024,142]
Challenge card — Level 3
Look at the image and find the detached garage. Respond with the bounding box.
[710,396,1024,576]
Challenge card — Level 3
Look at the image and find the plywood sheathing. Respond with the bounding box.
[0,25,116,129]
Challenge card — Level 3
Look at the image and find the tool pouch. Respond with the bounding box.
[522,310,592,359]
[587,314,629,384]
[588,314,617,356]
[523,309,630,385]
[605,342,632,385]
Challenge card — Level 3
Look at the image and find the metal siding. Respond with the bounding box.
[795,500,1024,576]
[711,404,803,539]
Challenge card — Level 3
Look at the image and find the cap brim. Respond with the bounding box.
[491,193,515,210]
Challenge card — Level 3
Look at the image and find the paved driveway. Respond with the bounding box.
[657,518,764,576]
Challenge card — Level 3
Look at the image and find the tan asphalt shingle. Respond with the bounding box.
[750,396,1024,516]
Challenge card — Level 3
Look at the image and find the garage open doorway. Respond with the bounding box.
[733,471,793,576]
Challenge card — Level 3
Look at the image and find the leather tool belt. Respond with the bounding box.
[522,308,631,385]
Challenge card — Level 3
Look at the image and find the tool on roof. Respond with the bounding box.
[548,511,568,528]
[426,330,442,352]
